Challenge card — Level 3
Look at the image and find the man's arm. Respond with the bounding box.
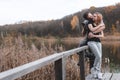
[89,31,104,38]
[88,24,101,32]
[81,20,88,36]
[93,24,105,33]
[93,31,104,38]
[81,27,85,36]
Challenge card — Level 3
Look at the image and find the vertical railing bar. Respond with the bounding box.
[62,56,66,80]
[78,50,85,80]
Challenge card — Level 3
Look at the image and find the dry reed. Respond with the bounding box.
[0,36,81,80]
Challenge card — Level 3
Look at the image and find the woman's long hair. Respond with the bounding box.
[94,12,103,25]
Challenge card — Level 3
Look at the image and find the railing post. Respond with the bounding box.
[54,57,66,80]
[62,57,66,80]
[78,50,85,80]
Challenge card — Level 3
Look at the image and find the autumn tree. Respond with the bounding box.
[111,24,117,35]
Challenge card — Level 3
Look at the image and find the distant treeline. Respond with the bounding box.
[0,3,120,37]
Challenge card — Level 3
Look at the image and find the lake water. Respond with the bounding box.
[102,41,120,72]
[55,40,120,73]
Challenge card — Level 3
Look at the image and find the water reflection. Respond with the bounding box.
[102,41,120,72]
[102,41,120,64]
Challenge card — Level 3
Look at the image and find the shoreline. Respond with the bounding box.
[62,35,120,41]
[30,35,120,44]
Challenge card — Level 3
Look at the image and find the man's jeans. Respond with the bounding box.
[78,37,87,47]
[87,41,102,72]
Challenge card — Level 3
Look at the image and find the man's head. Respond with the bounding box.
[83,12,93,20]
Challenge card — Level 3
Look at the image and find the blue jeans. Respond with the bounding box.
[87,41,102,72]
[78,37,87,47]
[78,38,95,69]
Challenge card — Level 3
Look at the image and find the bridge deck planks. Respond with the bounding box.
[86,73,120,80]
[111,73,120,80]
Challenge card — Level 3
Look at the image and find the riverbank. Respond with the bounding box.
[63,35,120,41]
[60,35,120,44]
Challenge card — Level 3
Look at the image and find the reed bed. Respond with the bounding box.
[0,36,81,80]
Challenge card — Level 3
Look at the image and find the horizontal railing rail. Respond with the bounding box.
[0,46,88,80]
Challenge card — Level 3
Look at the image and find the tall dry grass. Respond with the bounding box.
[0,36,81,80]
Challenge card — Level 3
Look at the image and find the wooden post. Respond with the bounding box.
[62,57,66,80]
[55,57,66,80]
[78,51,85,80]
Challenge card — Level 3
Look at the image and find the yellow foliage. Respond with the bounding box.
[71,15,79,30]
[90,6,96,10]
[111,24,117,35]
[104,6,117,13]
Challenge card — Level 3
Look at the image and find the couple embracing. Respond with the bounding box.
[79,12,105,79]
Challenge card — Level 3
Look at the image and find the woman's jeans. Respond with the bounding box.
[78,38,95,69]
[87,41,102,72]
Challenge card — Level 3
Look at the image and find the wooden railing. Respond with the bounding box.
[0,46,88,80]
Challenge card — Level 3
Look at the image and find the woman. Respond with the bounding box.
[87,12,104,79]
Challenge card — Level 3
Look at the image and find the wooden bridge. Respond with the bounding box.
[0,46,120,80]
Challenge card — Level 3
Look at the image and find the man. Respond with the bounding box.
[78,12,105,69]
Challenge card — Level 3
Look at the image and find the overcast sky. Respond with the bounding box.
[0,0,120,25]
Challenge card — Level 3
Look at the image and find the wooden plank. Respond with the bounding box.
[86,73,115,80]
[0,46,88,80]
[111,73,120,80]
[79,51,85,80]
[86,73,105,80]
[55,59,62,80]
[86,73,120,80]
[86,74,93,80]
[61,46,88,57]
[62,57,66,80]
[102,73,113,80]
